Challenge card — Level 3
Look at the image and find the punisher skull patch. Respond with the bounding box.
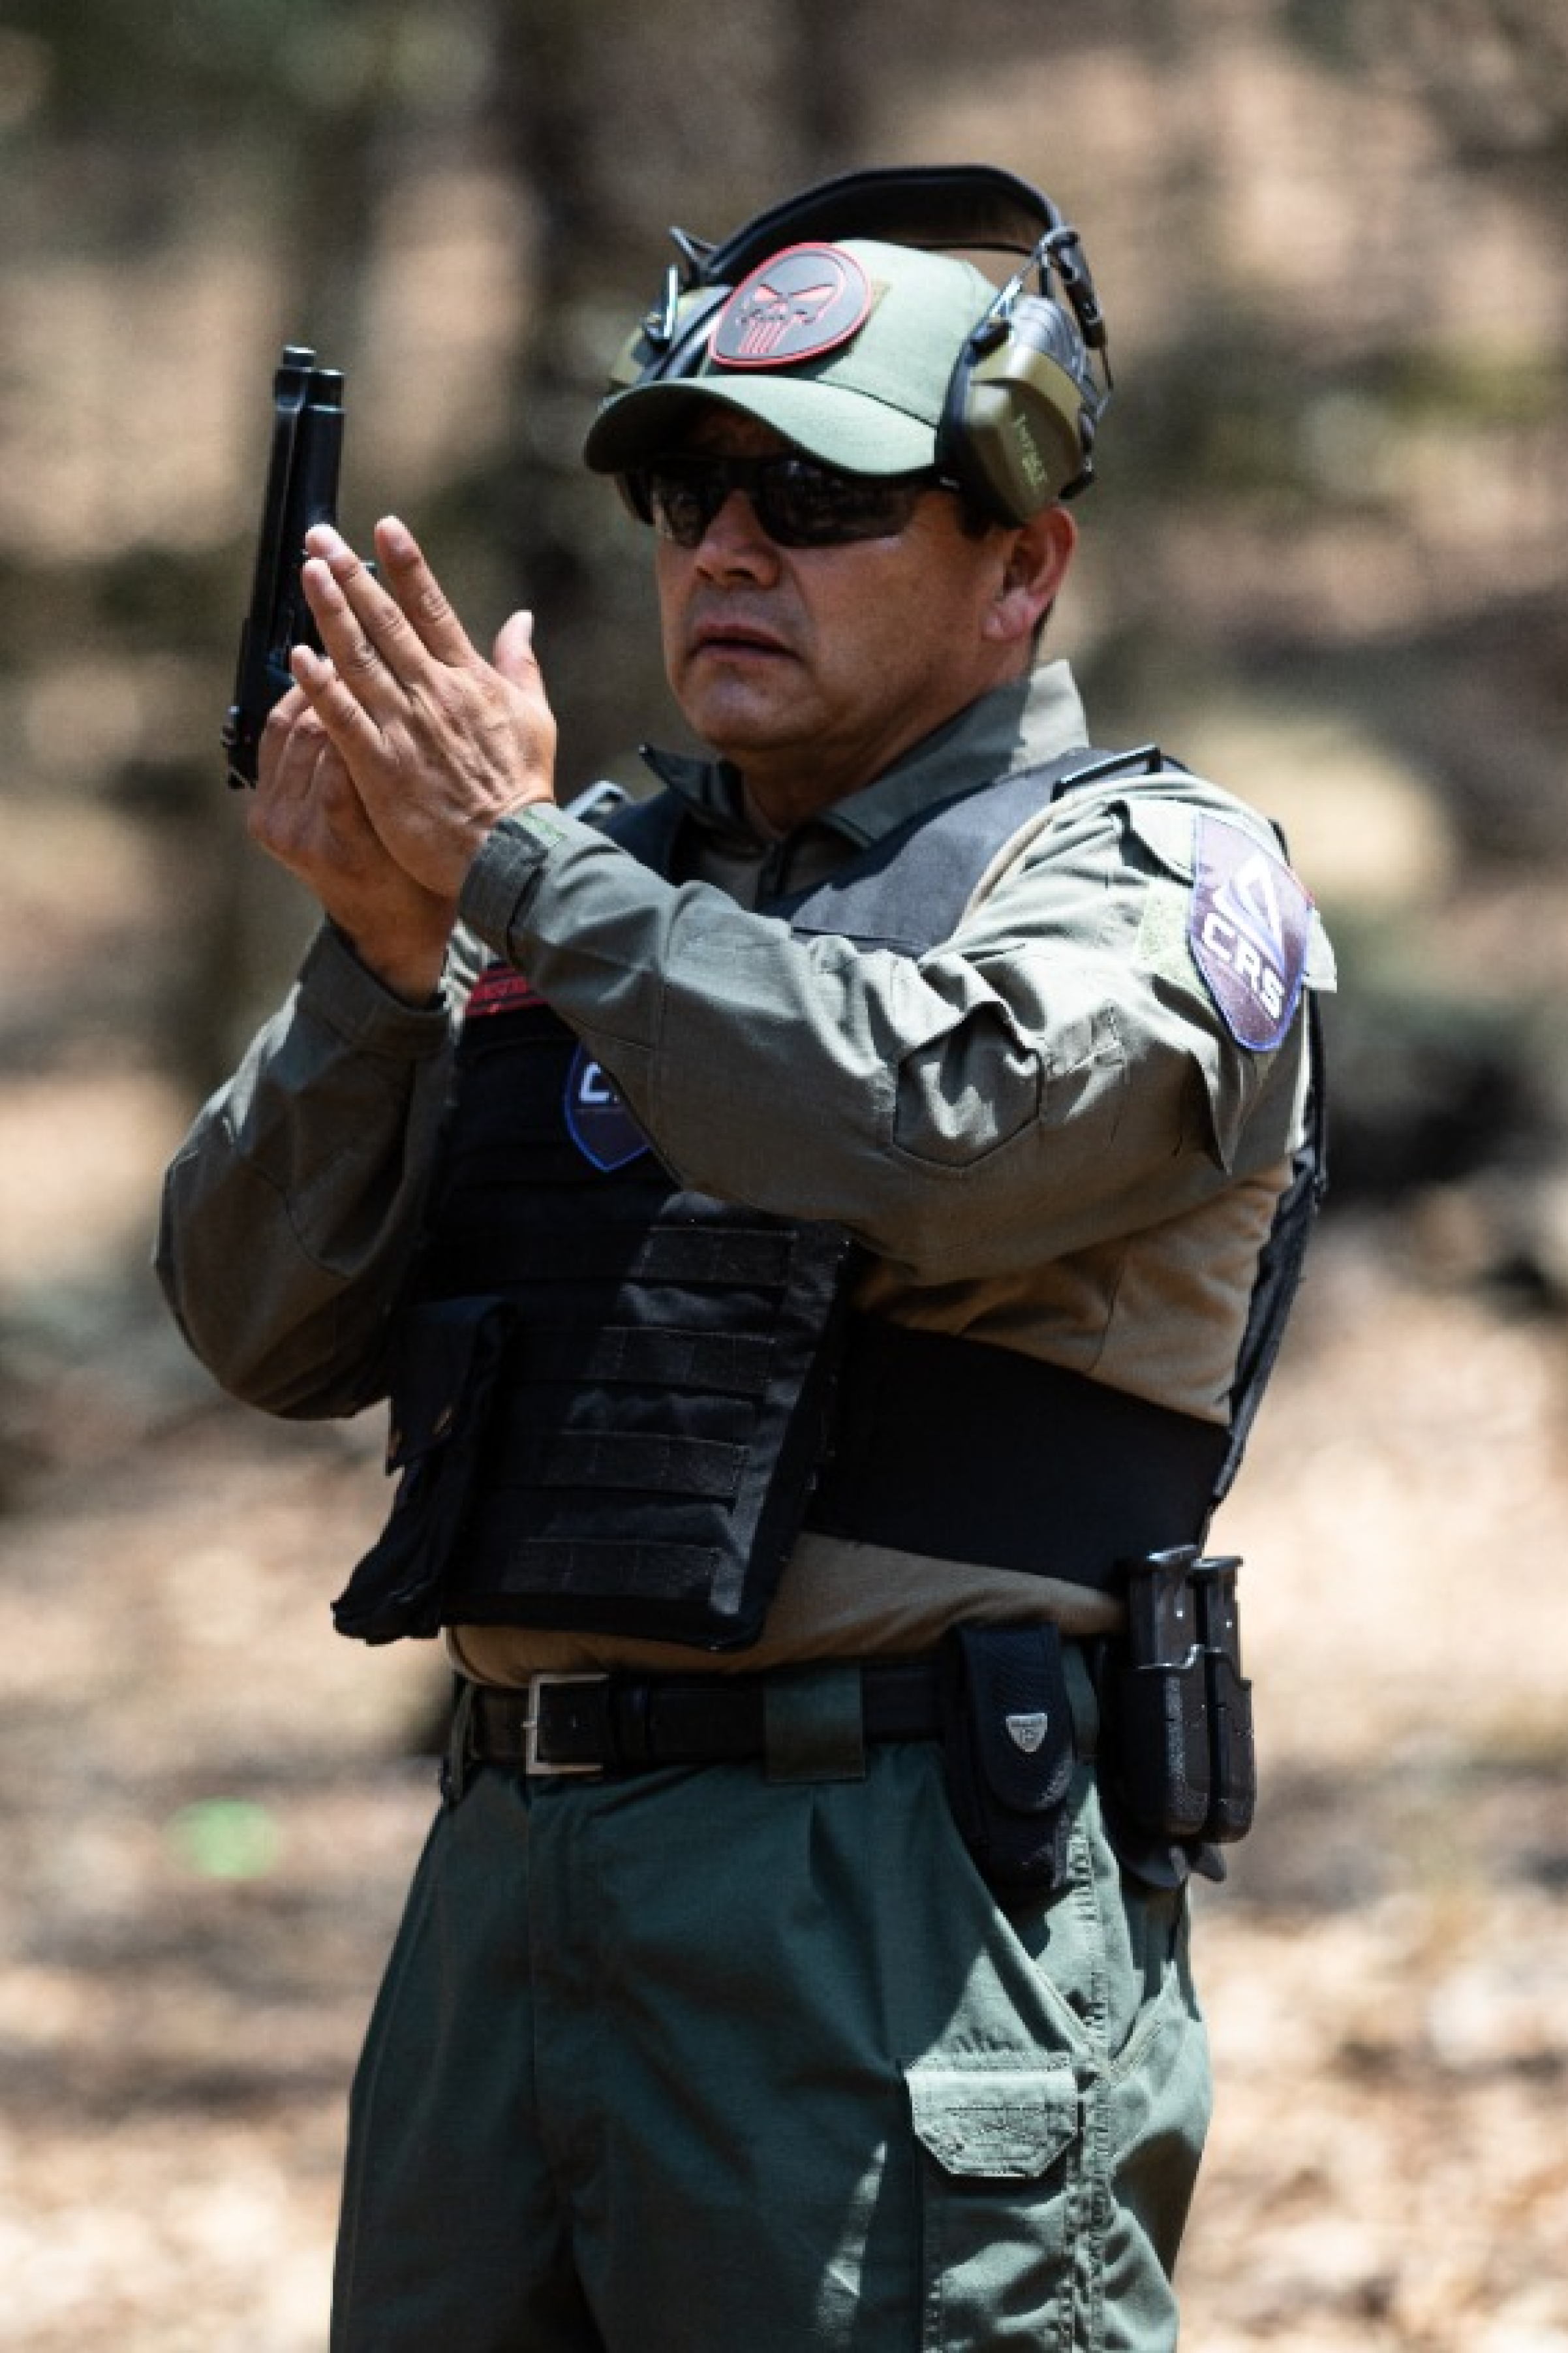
[565,1043,650,1171]
[1190,816,1312,1052]
[711,243,873,369]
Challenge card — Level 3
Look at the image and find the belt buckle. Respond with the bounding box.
[525,1672,611,1777]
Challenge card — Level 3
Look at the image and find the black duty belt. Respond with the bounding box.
[459,1662,944,1780]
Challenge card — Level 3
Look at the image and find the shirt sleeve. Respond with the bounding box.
[459,786,1313,1284]
[155,922,459,1416]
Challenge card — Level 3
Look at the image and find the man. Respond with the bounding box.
[159,166,1332,2350]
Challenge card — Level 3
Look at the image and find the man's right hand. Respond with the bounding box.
[253,682,457,1005]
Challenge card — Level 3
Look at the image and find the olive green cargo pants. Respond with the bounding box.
[331,1706,1210,2351]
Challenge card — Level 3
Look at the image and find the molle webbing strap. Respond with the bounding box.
[508,1325,777,1398]
[805,1317,1228,1593]
[426,1221,801,1294]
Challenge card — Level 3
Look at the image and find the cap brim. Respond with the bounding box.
[582,377,939,477]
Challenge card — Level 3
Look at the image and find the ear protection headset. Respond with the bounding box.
[608,164,1113,519]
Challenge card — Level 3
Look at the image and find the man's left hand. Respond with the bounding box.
[290,516,559,899]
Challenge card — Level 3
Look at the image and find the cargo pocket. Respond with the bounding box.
[906,2059,1081,2352]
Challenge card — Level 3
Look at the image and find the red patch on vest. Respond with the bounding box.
[466,964,542,1018]
[711,244,872,369]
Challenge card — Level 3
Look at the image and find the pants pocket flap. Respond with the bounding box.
[906,2061,1079,2180]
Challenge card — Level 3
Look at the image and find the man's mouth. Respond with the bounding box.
[688,618,793,661]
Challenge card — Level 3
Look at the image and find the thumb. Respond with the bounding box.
[492,608,543,685]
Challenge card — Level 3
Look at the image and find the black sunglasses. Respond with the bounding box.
[622,454,942,550]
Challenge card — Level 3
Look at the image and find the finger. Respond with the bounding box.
[258,679,328,795]
[252,708,326,855]
[289,639,393,769]
[298,552,412,724]
[374,516,481,668]
[303,520,397,608]
[302,524,446,698]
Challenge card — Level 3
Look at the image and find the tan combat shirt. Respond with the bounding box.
[158,661,1334,1680]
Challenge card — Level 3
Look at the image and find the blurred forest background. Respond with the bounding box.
[0,1,1566,2345]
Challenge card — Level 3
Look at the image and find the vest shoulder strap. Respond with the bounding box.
[772,743,1162,950]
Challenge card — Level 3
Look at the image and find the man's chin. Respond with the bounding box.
[677,690,805,771]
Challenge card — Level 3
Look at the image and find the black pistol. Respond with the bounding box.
[222,344,348,788]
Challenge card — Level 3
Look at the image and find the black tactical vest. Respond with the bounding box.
[333,751,1322,1649]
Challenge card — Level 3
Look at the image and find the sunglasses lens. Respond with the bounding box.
[633,459,932,549]
[638,471,713,546]
[767,463,919,546]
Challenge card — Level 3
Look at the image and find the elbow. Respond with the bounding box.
[154,1243,385,1424]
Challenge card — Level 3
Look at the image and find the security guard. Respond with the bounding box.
[159,166,1332,2352]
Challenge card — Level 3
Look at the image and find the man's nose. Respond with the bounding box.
[693,488,780,574]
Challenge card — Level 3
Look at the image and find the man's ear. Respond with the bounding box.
[983,504,1077,647]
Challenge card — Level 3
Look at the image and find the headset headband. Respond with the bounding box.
[643,163,1110,401]
[690,165,1071,282]
[613,165,1113,514]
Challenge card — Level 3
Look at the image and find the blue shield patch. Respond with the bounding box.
[564,1043,650,1171]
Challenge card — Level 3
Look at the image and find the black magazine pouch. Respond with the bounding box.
[939,1623,1076,1899]
[332,1295,521,1644]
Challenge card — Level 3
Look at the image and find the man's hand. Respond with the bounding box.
[289,515,559,899]
[253,685,457,1003]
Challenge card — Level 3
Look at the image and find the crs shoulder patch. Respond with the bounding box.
[1189,815,1312,1052]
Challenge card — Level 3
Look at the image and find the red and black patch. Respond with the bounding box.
[465,964,544,1018]
[711,243,872,370]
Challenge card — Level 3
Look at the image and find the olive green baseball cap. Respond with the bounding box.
[582,237,999,477]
